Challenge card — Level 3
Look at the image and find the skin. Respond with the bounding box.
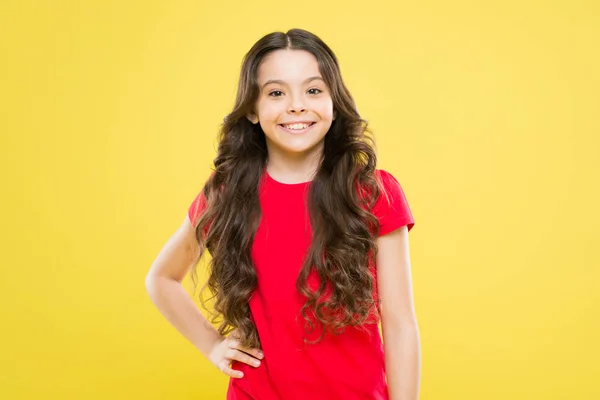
[247,49,335,184]
[145,216,262,379]
[146,48,421,397]
[377,226,421,400]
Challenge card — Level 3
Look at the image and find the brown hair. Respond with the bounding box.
[191,28,383,348]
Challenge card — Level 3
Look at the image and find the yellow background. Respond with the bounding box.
[1,1,599,399]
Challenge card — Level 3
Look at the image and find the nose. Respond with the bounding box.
[288,93,307,114]
[289,106,306,114]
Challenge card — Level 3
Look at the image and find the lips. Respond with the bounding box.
[279,122,316,128]
[278,122,316,134]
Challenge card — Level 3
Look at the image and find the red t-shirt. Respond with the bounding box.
[188,169,415,400]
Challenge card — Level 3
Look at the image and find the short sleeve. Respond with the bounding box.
[373,169,415,236]
[187,189,207,228]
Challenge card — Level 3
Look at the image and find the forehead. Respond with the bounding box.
[257,49,321,83]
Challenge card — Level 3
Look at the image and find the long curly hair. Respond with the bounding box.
[191,28,384,348]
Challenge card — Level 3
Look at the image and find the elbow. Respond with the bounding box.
[145,272,181,293]
[391,320,419,335]
[144,273,156,295]
[382,320,420,346]
[382,313,419,335]
[144,273,166,295]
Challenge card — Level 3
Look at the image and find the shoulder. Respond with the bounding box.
[187,171,217,227]
[374,168,404,202]
[372,168,415,236]
[188,189,207,227]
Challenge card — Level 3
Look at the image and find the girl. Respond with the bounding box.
[146,28,420,400]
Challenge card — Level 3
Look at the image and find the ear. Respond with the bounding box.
[246,113,259,124]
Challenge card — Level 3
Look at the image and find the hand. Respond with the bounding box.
[208,329,264,378]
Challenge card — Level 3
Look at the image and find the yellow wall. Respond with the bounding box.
[2,1,598,399]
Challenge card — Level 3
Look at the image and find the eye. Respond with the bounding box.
[268,90,283,97]
[308,88,322,95]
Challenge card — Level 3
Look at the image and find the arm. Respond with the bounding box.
[144,216,223,359]
[145,215,263,377]
[377,225,421,400]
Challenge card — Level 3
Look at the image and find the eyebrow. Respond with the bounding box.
[261,76,324,90]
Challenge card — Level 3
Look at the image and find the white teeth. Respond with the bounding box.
[282,123,311,130]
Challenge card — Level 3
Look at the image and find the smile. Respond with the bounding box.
[278,122,316,134]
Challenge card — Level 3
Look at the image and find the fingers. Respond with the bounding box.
[226,348,261,368]
[219,360,244,379]
[217,331,264,379]
[227,337,264,361]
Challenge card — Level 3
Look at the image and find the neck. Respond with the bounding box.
[265,140,324,184]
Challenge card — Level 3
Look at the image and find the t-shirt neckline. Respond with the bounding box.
[264,169,312,187]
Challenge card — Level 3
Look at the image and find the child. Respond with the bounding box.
[146,28,420,400]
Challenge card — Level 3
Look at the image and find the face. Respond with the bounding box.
[247,49,335,159]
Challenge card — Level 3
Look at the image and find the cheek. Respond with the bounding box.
[257,101,284,121]
[318,100,335,120]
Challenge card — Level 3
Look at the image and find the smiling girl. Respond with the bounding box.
[146,28,420,400]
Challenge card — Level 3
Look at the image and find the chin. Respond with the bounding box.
[264,127,327,154]
[284,140,325,154]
